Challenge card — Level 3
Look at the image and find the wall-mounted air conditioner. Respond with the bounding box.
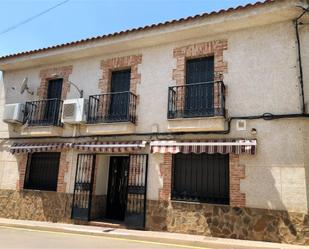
[3,103,25,124]
[62,98,88,124]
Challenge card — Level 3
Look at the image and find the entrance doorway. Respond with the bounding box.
[72,154,148,229]
[106,156,129,221]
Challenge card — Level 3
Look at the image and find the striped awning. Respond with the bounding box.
[72,141,147,153]
[150,140,257,155]
[10,142,73,154]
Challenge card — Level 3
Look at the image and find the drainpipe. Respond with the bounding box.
[295,6,309,114]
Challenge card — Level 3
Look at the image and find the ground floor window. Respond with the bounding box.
[24,152,60,191]
[172,153,229,205]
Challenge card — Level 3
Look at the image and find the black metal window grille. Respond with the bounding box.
[125,154,148,229]
[172,153,229,205]
[24,152,60,191]
[24,98,63,126]
[87,92,137,123]
[71,154,96,221]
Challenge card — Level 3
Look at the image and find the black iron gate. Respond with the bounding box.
[71,154,96,221]
[125,154,148,229]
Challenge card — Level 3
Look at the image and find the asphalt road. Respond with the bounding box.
[0,227,210,249]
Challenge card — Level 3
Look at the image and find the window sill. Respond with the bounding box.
[84,122,136,135]
[170,199,230,207]
[19,125,63,137]
[167,116,226,132]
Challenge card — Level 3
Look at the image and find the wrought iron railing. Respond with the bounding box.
[167,81,225,119]
[87,91,137,124]
[24,98,63,126]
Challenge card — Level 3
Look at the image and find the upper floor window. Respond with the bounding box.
[47,78,63,100]
[184,56,215,117]
[186,56,214,84]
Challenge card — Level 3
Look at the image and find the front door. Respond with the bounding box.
[45,78,63,125]
[106,156,129,221]
[108,69,131,121]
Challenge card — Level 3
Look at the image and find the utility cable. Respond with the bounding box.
[0,0,70,36]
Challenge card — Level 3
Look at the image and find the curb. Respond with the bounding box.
[0,221,298,249]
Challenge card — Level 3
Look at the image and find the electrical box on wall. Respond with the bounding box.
[236,120,247,131]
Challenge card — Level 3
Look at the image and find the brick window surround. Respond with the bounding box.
[173,40,228,113]
[159,153,246,207]
[38,65,73,99]
[99,55,142,95]
[16,151,70,193]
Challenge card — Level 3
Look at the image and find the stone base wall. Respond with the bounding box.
[146,200,309,245]
[90,195,107,220]
[0,190,73,223]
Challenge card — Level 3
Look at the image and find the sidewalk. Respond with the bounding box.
[0,218,306,249]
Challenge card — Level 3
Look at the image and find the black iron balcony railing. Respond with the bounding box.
[24,98,63,126]
[87,91,137,124]
[168,81,225,119]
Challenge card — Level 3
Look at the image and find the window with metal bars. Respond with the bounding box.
[172,153,229,205]
[24,152,60,191]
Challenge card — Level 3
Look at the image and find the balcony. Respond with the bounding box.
[85,91,137,135]
[167,81,226,132]
[87,91,137,124]
[24,98,63,127]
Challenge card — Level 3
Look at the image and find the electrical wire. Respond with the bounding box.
[0,0,70,36]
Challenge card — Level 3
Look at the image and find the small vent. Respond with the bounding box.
[236,120,247,131]
[63,103,75,118]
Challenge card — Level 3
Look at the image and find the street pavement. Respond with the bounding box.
[0,218,306,249]
[0,226,209,249]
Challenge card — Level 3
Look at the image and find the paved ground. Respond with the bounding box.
[0,218,306,249]
[0,226,209,249]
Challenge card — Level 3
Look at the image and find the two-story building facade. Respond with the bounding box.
[0,0,308,244]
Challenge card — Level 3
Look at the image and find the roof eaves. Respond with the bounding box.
[0,0,275,61]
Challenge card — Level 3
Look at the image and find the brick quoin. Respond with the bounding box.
[57,151,70,193]
[158,153,246,206]
[16,154,28,191]
[99,55,142,95]
[158,154,173,201]
[172,40,228,112]
[229,154,246,207]
[38,65,73,100]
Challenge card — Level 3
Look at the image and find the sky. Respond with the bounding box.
[0,0,258,57]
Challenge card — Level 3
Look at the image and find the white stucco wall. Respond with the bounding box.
[0,19,308,213]
[95,155,109,196]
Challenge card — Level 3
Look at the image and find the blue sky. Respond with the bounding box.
[0,0,257,57]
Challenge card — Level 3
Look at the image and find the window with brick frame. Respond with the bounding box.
[24,152,60,191]
[172,153,229,205]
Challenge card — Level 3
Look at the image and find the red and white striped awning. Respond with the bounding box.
[72,141,147,153]
[10,142,73,154]
[150,140,257,155]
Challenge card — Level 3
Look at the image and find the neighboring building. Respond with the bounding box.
[0,0,308,244]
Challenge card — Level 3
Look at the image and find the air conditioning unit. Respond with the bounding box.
[3,103,25,124]
[62,98,88,124]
